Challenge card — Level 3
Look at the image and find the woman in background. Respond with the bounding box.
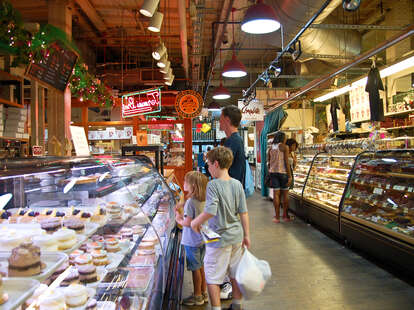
[285,138,298,191]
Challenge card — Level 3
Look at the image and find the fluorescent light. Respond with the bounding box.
[314,55,414,102]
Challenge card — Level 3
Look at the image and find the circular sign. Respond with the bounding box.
[175,90,204,118]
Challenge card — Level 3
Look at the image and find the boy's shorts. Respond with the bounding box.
[184,245,205,271]
[204,243,243,284]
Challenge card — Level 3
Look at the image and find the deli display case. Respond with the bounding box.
[341,150,414,275]
[0,156,183,310]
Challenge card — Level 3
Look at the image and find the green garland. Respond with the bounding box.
[0,1,114,107]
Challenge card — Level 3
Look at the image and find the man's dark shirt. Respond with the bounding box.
[224,132,246,187]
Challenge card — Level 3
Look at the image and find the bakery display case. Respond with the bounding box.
[303,153,356,235]
[0,156,182,309]
[341,150,414,275]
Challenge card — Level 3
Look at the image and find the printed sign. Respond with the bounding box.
[70,126,90,156]
[238,99,264,121]
[175,90,203,118]
[32,145,43,156]
[122,88,161,118]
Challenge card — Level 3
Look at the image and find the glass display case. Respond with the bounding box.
[303,154,355,212]
[0,156,181,310]
[291,154,313,196]
[342,150,414,244]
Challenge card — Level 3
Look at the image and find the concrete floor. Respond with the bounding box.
[181,192,414,310]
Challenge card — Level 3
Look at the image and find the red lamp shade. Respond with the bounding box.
[222,53,247,78]
[212,83,231,100]
[241,0,281,34]
[208,101,221,111]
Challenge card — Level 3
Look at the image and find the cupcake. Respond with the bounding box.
[63,284,88,307]
[39,289,66,310]
[54,228,77,251]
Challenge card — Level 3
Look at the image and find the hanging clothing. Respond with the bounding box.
[365,67,385,122]
[330,98,340,132]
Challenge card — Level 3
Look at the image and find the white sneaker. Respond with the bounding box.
[220,282,232,300]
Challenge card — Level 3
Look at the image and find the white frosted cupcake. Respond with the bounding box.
[39,289,66,310]
[33,234,58,252]
[54,228,77,250]
[63,284,88,307]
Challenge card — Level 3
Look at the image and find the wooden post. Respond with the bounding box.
[30,81,39,148]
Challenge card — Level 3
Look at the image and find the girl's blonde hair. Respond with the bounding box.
[184,171,208,201]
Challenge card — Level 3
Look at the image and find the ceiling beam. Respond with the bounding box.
[75,0,107,32]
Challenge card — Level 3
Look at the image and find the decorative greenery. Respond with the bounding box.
[0,1,114,106]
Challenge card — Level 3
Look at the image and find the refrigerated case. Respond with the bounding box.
[303,153,356,235]
[341,150,414,275]
[0,156,183,310]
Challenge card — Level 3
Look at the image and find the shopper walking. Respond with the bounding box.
[267,131,292,223]
[175,171,209,306]
[191,146,250,310]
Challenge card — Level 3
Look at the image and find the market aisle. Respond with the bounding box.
[181,191,414,310]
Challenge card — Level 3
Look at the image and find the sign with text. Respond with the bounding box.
[175,90,203,118]
[70,126,90,156]
[27,41,78,92]
[32,145,43,156]
[238,99,264,121]
[122,88,161,118]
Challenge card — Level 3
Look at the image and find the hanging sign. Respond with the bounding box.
[238,99,264,121]
[122,88,161,118]
[27,41,78,92]
[175,90,203,118]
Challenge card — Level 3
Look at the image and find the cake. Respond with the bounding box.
[20,242,45,269]
[74,254,93,266]
[54,228,77,250]
[91,249,109,266]
[69,249,84,265]
[105,237,120,252]
[49,261,69,282]
[39,289,66,310]
[63,283,88,307]
[63,219,85,234]
[86,241,102,252]
[86,298,97,310]
[60,268,80,287]
[25,283,48,307]
[8,245,41,277]
[0,231,26,251]
[120,228,134,241]
[77,264,97,284]
[0,274,8,305]
[40,218,61,233]
[132,225,145,236]
[32,233,59,252]
[105,202,122,220]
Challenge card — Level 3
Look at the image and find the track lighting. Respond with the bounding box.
[269,62,282,78]
[157,53,168,68]
[290,40,302,61]
[342,0,361,12]
[140,0,160,17]
[165,75,175,86]
[241,0,281,34]
[152,42,166,60]
[163,67,173,80]
[148,11,163,32]
[160,60,171,74]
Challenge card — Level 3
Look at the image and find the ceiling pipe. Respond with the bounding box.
[267,24,414,112]
[178,0,189,81]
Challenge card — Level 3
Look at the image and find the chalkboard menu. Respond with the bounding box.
[27,41,78,92]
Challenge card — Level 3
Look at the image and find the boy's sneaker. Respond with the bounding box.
[202,291,209,303]
[220,282,232,300]
[182,294,204,306]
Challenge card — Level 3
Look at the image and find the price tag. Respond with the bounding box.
[373,188,383,195]
[404,207,409,214]
[393,185,406,191]
[408,187,413,192]
[386,184,391,189]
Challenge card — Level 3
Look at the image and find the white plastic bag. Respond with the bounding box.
[235,248,271,300]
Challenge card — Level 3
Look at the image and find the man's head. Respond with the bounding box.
[206,147,234,177]
[219,105,242,134]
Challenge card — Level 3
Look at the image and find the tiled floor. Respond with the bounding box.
[181,192,414,310]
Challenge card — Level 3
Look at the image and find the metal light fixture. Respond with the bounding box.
[241,0,281,34]
[140,0,160,17]
[157,53,168,68]
[290,40,302,61]
[342,0,361,11]
[212,82,231,100]
[152,42,166,60]
[165,75,175,86]
[269,62,282,78]
[160,60,171,73]
[148,11,163,32]
[163,67,173,80]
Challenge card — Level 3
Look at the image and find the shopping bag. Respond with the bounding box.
[235,248,271,300]
[244,160,254,198]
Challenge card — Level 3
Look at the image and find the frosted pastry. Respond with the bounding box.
[86,241,102,252]
[0,231,27,251]
[33,233,59,252]
[120,228,133,240]
[40,218,62,233]
[91,249,109,266]
[25,283,48,307]
[63,219,85,234]
[60,268,80,287]
[8,245,41,277]
[54,228,77,250]
[49,261,69,282]
[74,254,93,266]
[39,290,66,310]
[86,298,97,310]
[77,264,97,284]
[105,237,120,253]
[63,283,88,307]
[69,249,84,265]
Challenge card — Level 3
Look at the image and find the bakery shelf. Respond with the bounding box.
[313,175,347,184]
[355,169,414,180]
[303,196,339,212]
[305,185,343,197]
[315,166,351,172]
[295,172,308,177]
[352,179,414,194]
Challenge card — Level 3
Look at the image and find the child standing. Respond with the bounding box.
[191,147,250,310]
[175,171,209,306]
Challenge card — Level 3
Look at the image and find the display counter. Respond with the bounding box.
[0,156,183,309]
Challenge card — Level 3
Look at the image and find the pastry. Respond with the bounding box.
[49,261,69,282]
[39,289,66,310]
[120,228,134,241]
[74,254,93,266]
[77,264,98,284]
[20,242,45,269]
[8,245,41,276]
[63,283,88,307]
[86,298,97,310]
[0,231,27,251]
[91,249,109,266]
[105,237,120,252]
[69,249,84,265]
[91,235,104,243]
[138,241,155,251]
[63,219,85,234]
[60,268,80,287]
[0,274,8,305]
[40,218,61,233]
[25,283,48,307]
[86,241,102,252]
[106,202,122,220]
[132,225,145,236]
[54,228,77,250]
[33,233,59,252]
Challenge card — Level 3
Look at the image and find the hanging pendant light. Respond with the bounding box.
[157,53,168,68]
[160,60,171,73]
[213,82,231,100]
[152,42,166,60]
[222,52,247,78]
[208,101,221,111]
[148,11,163,32]
[140,0,160,17]
[241,0,280,34]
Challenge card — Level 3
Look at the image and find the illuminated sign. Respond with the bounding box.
[122,88,162,118]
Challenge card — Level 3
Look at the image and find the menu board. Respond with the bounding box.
[27,41,78,92]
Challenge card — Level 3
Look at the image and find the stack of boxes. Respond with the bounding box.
[4,107,28,139]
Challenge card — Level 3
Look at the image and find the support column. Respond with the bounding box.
[47,0,72,155]
[30,81,39,149]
